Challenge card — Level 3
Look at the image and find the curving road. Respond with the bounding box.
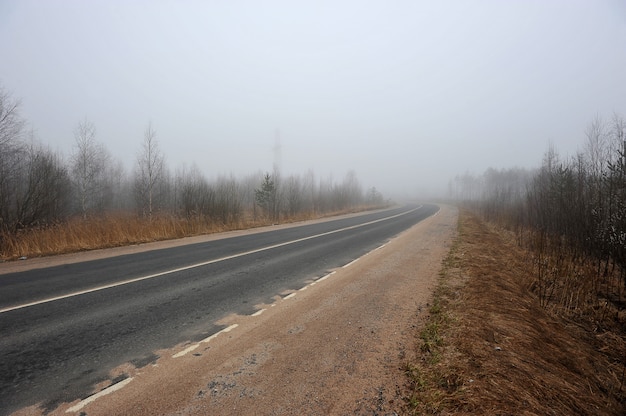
[0,203,438,415]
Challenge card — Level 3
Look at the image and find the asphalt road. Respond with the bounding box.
[0,203,438,415]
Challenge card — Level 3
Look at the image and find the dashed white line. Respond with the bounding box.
[168,206,438,360]
[200,324,238,343]
[173,324,238,358]
[342,258,359,268]
[65,377,133,413]
[316,271,335,283]
[172,344,199,358]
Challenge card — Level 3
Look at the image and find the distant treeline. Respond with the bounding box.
[450,113,626,320]
[0,86,386,257]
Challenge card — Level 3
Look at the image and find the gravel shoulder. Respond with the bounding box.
[15,205,458,416]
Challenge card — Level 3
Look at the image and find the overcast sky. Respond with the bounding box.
[1,0,625,198]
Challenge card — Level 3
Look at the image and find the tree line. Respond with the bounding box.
[450,113,626,316]
[0,86,386,252]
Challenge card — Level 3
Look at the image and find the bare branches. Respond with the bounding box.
[0,83,385,256]
[135,122,165,218]
[71,119,110,218]
[453,114,626,329]
[0,86,24,149]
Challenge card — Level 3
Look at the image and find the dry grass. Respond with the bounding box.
[0,214,226,260]
[0,206,380,261]
[405,209,626,415]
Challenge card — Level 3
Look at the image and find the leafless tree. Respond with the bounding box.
[341,170,363,208]
[585,115,610,179]
[135,122,164,218]
[284,175,302,217]
[0,87,27,233]
[15,140,72,228]
[71,119,110,218]
[302,169,316,214]
[215,174,241,224]
[0,86,24,149]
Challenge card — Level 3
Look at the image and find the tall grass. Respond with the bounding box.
[1,213,252,260]
[523,227,625,328]
[0,205,379,261]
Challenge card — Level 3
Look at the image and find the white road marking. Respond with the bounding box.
[316,271,335,283]
[374,243,386,251]
[166,206,436,359]
[65,377,133,413]
[171,344,199,358]
[342,258,359,268]
[173,324,239,358]
[200,324,238,343]
[1,206,424,314]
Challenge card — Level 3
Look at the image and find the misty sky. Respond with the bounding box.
[1,0,625,197]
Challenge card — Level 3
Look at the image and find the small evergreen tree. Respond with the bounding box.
[255,173,277,220]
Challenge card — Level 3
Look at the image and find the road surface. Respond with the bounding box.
[0,204,438,415]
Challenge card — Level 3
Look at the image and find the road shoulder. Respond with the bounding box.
[24,205,457,416]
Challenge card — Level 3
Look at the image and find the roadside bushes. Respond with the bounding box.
[450,114,626,326]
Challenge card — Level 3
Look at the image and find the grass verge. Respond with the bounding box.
[404,209,625,415]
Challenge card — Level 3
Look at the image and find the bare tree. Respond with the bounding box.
[0,86,24,149]
[341,170,363,208]
[177,163,212,218]
[71,119,110,218]
[215,174,241,224]
[302,169,316,214]
[584,115,610,179]
[284,174,302,216]
[0,87,26,233]
[15,141,72,228]
[135,122,164,218]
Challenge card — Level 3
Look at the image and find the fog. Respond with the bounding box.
[1,0,625,199]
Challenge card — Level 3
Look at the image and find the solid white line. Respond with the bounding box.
[66,377,133,413]
[251,308,266,316]
[283,293,296,300]
[1,206,425,314]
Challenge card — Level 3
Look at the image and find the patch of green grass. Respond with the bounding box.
[404,213,462,414]
[403,362,427,391]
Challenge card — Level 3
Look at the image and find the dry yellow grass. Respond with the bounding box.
[1,214,265,260]
[405,209,625,415]
[0,206,380,261]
